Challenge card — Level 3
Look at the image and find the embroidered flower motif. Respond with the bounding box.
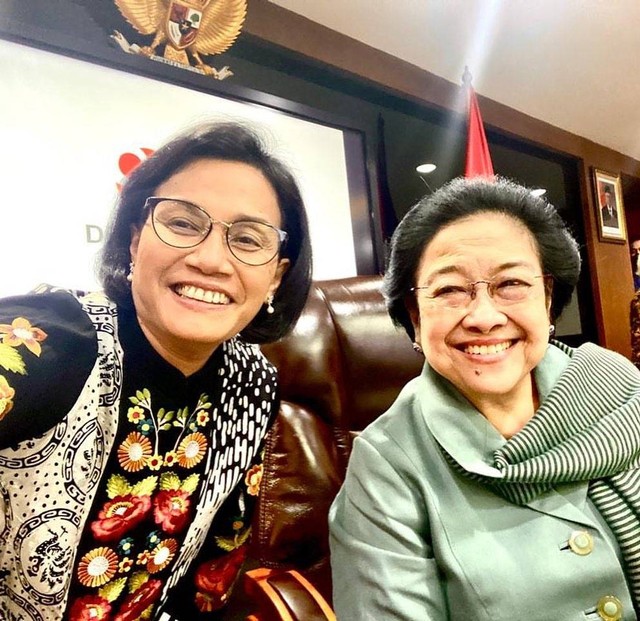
[194,591,217,613]
[118,431,152,472]
[117,537,135,556]
[147,538,178,573]
[176,432,207,468]
[138,420,153,436]
[127,406,145,424]
[146,530,161,548]
[77,547,119,588]
[118,557,133,573]
[244,464,263,496]
[113,578,163,621]
[68,594,112,621]
[147,454,163,471]
[196,410,210,426]
[0,375,15,421]
[137,550,151,566]
[153,489,192,534]
[215,526,250,552]
[194,546,247,612]
[0,317,47,356]
[164,451,178,467]
[90,495,152,542]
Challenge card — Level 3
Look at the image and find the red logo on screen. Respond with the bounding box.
[116,148,155,191]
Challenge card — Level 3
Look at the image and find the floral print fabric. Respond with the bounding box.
[0,316,48,421]
[68,386,246,618]
[0,291,277,620]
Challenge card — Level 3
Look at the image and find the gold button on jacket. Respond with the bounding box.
[568,530,594,555]
[596,595,623,621]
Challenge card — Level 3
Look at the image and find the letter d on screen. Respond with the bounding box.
[86,224,103,243]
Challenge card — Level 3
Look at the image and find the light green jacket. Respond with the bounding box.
[329,344,635,620]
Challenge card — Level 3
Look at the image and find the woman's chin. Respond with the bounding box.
[446,363,526,401]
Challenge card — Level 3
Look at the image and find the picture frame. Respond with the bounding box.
[593,168,627,243]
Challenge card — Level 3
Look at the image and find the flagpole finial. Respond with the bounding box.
[462,66,473,87]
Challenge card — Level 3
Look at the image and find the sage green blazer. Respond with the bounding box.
[329,344,635,620]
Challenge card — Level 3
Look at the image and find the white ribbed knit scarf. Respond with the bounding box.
[453,342,640,610]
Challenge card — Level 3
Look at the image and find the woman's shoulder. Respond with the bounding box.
[570,340,638,372]
[357,375,426,450]
[225,337,278,378]
[0,286,101,449]
[0,286,101,351]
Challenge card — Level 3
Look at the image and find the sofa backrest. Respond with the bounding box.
[251,276,423,599]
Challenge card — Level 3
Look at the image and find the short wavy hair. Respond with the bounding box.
[99,120,312,343]
[384,176,581,341]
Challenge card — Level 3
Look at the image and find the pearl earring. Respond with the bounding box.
[549,324,555,337]
[265,294,275,315]
[412,342,423,353]
[126,261,134,283]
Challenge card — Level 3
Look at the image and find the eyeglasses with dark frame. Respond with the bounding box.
[144,197,288,267]
[411,274,550,309]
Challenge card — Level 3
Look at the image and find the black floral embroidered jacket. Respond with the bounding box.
[0,288,278,620]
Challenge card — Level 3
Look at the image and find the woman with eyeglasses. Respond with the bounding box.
[330,177,640,620]
[0,121,312,620]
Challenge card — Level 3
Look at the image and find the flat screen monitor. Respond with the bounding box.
[0,38,376,298]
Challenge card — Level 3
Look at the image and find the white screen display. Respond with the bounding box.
[0,39,359,297]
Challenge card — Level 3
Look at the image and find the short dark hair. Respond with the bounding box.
[384,176,581,341]
[99,121,312,343]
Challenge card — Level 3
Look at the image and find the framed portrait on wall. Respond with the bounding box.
[593,168,627,243]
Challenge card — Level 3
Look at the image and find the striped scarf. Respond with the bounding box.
[453,342,640,609]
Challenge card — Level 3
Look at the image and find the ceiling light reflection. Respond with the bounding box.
[416,163,437,174]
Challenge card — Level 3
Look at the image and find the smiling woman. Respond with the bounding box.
[128,158,291,376]
[409,213,552,436]
[329,177,640,621]
[0,121,312,620]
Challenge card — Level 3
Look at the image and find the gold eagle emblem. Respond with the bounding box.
[110,0,246,79]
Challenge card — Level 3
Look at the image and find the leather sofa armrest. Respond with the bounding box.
[243,568,336,621]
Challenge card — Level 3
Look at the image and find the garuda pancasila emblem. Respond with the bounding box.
[110,0,246,80]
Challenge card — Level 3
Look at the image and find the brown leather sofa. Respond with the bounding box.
[238,275,424,620]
